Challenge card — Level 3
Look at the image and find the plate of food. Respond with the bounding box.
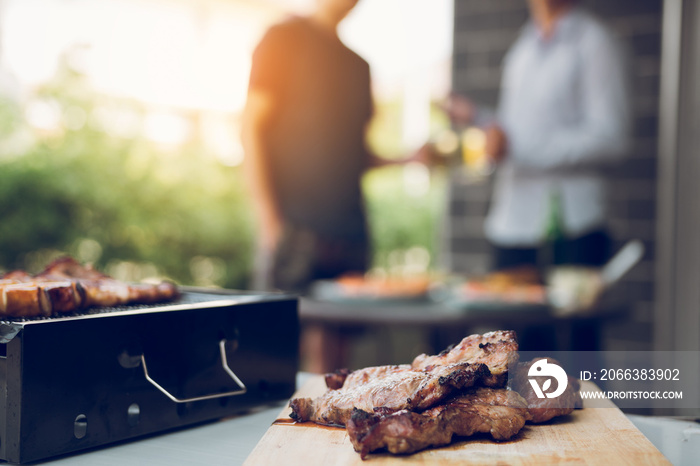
[310,273,437,304]
[447,267,549,313]
[246,330,669,465]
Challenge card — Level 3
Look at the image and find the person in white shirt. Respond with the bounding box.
[482,0,631,270]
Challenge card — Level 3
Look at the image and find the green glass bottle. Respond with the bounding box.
[541,190,565,268]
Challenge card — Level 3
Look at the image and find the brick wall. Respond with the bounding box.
[447,0,662,350]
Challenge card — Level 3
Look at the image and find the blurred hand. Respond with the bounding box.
[485,125,508,163]
[410,142,445,167]
[442,93,475,128]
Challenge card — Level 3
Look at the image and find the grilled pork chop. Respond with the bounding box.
[411,330,519,387]
[347,387,531,458]
[290,362,491,427]
[325,331,519,392]
[292,331,580,458]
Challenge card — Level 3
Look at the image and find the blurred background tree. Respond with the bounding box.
[0,53,256,287]
[0,0,453,289]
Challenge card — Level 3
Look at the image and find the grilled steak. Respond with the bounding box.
[290,362,491,427]
[292,331,581,458]
[347,387,531,458]
[324,330,519,391]
[511,358,583,423]
[411,330,519,387]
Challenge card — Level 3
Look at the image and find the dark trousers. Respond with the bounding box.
[491,230,611,272]
[255,224,368,294]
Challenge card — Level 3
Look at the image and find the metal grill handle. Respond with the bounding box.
[140,339,247,403]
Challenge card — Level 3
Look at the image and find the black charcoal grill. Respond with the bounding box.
[0,288,298,464]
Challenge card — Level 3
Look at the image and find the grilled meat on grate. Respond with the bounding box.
[39,257,179,307]
[1,257,178,318]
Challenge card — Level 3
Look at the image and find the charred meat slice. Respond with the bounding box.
[411,330,519,387]
[325,368,353,390]
[39,256,111,281]
[290,363,491,427]
[0,284,48,317]
[38,281,85,313]
[347,387,531,459]
[38,257,129,307]
[510,358,583,423]
[0,280,85,317]
[1,271,86,315]
[327,331,519,392]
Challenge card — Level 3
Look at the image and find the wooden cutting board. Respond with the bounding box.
[244,376,670,465]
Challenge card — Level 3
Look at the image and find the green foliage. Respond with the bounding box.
[363,166,446,273]
[0,64,255,287]
[0,95,22,139]
[363,96,450,274]
[0,134,255,287]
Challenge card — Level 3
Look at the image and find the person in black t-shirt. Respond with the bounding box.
[243,0,376,294]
